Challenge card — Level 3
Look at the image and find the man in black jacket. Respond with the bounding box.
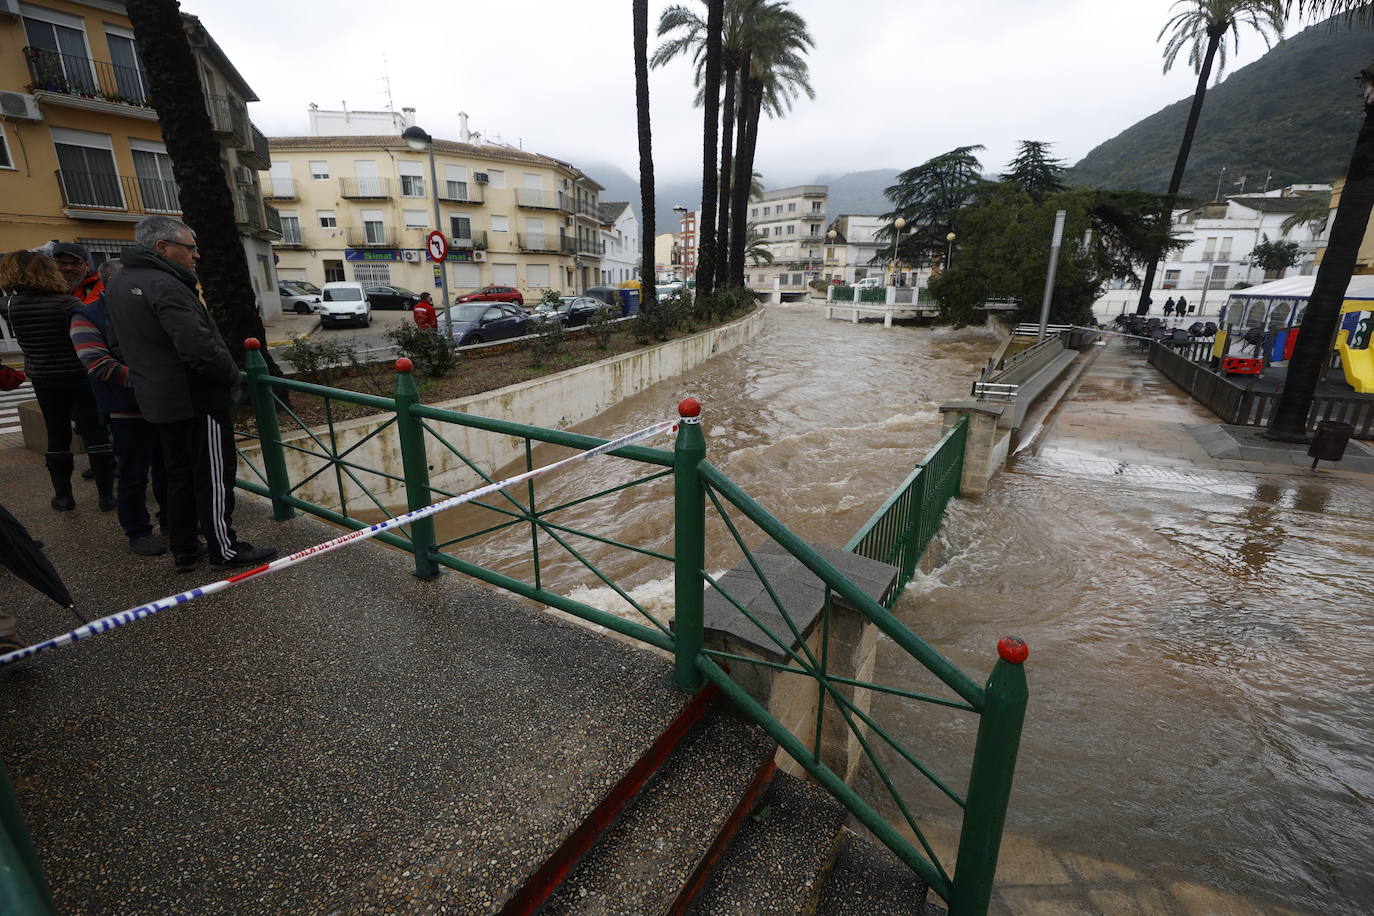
[105,216,276,573]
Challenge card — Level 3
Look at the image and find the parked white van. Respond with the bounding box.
[854,277,883,289]
[319,282,372,329]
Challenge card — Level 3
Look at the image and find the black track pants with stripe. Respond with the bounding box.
[156,410,239,564]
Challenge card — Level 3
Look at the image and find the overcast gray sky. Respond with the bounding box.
[196,0,1303,186]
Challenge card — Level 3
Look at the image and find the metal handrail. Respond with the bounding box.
[235,350,1024,914]
[23,46,149,108]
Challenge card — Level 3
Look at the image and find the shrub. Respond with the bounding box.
[539,288,562,307]
[385,322,460,378]
[528,313,565,366]
[588,304,617,349]
[282,335,356,384]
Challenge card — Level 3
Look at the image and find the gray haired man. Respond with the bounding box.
[105,215,276,573]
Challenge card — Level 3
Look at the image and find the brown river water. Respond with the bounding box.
[423,305,1373,913]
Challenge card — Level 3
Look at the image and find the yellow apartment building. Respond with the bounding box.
[262,136,605,298]
[0,0,280,355]
[1317,178,1374,275]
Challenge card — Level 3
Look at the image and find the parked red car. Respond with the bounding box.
[455,285,524,306]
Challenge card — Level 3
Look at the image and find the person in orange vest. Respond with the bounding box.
[51,242,104,304]
[412,291,438,331]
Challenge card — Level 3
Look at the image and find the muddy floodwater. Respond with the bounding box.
[428,305,1374,913]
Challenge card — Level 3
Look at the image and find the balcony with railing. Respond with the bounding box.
[233,191,264,230]
[517,233,566,254]
[208,94,250,149]
[55,170,180,218]
[449,230,488,250]
[240,124,271,172]
[264,204,284,240]
[24,46,152,112]
[345,225,396,248]
[438,182,484,204]
[266,176,298,199]
[516,188,571,211]
[275,221,304,248]
[340,177,392,199]
[575,238,605,257]
[575,198,602,219]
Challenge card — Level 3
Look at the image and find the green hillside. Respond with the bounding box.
[1067,17,1371,198]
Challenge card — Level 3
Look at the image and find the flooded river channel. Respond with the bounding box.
[430,305,1374,912]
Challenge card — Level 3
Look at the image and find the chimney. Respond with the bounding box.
[458,111,471,143]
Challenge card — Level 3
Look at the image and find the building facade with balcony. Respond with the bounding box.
[676,209,697,279]
[262,131,604,298]
[598,201,638,286]
[0,1,281,333]
[820,214,893,286]
[745,184,827,291]
[1154,186,1330,300]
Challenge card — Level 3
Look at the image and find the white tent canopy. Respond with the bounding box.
[1223,274,1374,331]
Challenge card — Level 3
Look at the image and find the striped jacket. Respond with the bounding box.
[70,296,140,419]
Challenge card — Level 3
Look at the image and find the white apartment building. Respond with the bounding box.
[262,118,605,297]
[820,215,893,285]
[1157,186,1329,294]
[598,201,639,286]
[746,185,827,291]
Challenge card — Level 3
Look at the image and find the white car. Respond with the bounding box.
[319,282,372,329]
[854,277,883,289]
[279,280,322,315]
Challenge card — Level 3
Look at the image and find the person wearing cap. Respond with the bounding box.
[51,242,104,305]
[0,250,116,511]
[412,291,438,331]
[105,215,276,573]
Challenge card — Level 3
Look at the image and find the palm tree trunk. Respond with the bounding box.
[715,62,738,285]
[1267,65,1374,441]
[634,0,657,314]
[1136,28,1223,314]
[695,0,724,298]
[123,0,268,368]
[729,68,762,286]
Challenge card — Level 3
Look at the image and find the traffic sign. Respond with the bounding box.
[426,230,449,263]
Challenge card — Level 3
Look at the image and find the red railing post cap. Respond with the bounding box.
[997,636,1029,664]
[244,337,261,350]
[395,357,414,373]
[678,397,701,418]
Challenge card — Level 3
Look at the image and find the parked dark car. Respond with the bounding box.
[533,296,604,327]
[455,285,524,306]
[441,302,531,345]
[365,285,422,310]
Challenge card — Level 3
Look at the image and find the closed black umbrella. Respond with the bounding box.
[0,502,72,609]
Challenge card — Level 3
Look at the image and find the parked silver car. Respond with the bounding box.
[280,280,323,315]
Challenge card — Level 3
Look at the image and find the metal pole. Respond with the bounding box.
[244,338,294,521]
[394,358,441,580]
[1036,210,1067,342]
[0,758,57,915]
[672,397,706,691]
[426,141,453,339]
[949,638,1029,916]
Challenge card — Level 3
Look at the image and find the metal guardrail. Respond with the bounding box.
[971,381,1018,400]
[339,177,392,199]
[438,183,484,204]
[1,758,56,915]
[344,226,397,248]
[54,170,180,215]
[24,46,149,108]
[230,352,1024,914]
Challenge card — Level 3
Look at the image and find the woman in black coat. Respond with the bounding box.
[0,250,114,511]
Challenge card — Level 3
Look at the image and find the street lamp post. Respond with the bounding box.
[891,217,906,286]
[826,228,838,283]
[403,125,452,339]
[946,231,956,271]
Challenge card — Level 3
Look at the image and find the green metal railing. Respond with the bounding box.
[0,760,56,915]
[846,417,966,599]
[226,342,1026,914]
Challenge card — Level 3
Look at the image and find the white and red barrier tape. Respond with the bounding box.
[0,418,679,668]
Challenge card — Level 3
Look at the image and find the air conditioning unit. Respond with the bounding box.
[232,165,254,185]
[474,172,489,184]
[0,91,41,121]
[402,250,421,263]
[473,251,486,262]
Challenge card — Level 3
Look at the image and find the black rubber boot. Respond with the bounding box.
[44,451,76,511]
[90,451,117,512]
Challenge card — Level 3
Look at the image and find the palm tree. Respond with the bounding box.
[1279,189,1331,236]
[695,0,724,296]
[743,224,774,266]
[1265,2,1371,440]
[634,0,657,314]
[123,0,271,366]
[1135,0,1285,314]
[727,6,814,284]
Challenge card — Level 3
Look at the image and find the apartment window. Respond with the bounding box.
[763,206,770,215]
[788,203,796,213]
[444,164,469,200]
[809,224,820,236]
[52,128,121,209]
[0,126,11,169]
[317,210,336,228]
[398,161,425,197]
[361,208,385,245]
[786,225,795,235]
[24,10,95,94]
[104,28,148,103]
[1210,265,1228,284]
[772,226,781,236]
[1192,270,1207,286]
[811,201,822,212]
[750,207,758,217]
[129,141,178,212]
[309,160,329,180]
[487,169,506,189]
[826,247,835,260]
[1218,237,1233,261]
[528,263,550,287]
[450,215,472,240]
[278,211,301,245]
[323,259,345,282]
[1163,269,1181,288]
[403,209,428,229]
[491,215,509,232]
[1202,236,1217,260]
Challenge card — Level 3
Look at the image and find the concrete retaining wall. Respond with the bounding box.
[242,307,766,511]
